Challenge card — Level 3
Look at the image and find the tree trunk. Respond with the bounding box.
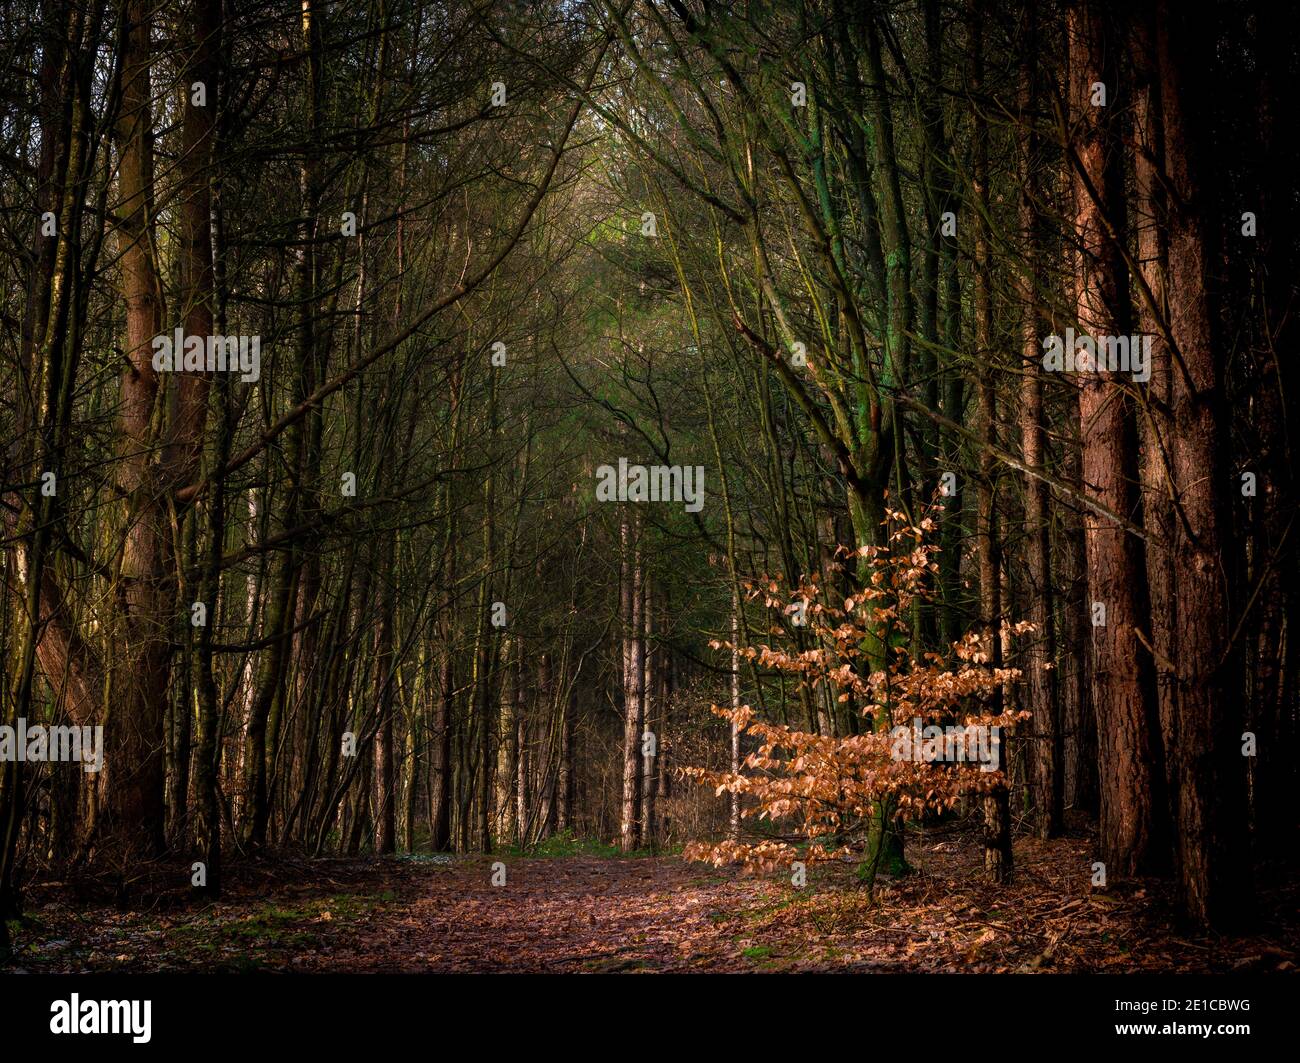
[1154,0,1251,925]
[1018,6,1062,839]
[1068,0,1163,876]
[641,578,658,850]
[619,515,644,851]
[104,0,170,862]
[496,638,519,845]
[973,8,1011,882]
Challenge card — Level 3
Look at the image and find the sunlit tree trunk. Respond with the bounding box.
[1068,0,1164,876]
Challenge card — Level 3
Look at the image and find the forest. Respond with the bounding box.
[0,0,1296,992]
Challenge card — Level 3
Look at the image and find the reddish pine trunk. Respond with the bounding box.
[103,0,170,860]
[1068,0,1163,876]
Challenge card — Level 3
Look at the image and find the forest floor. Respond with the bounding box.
[5,826,1297,973]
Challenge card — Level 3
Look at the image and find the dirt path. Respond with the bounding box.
[12,854,777,973]
[311,855,770,972]
[9,839,1298,973]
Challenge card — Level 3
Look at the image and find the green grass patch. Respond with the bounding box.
[497,829,671,860]
[168,892,380,952]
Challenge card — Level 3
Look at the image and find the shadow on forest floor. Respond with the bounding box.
[4,825,1296,973]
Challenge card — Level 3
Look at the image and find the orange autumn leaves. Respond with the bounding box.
[685,508,1031,874]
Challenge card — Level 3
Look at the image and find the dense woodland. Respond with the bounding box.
[1,0,1296,968]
